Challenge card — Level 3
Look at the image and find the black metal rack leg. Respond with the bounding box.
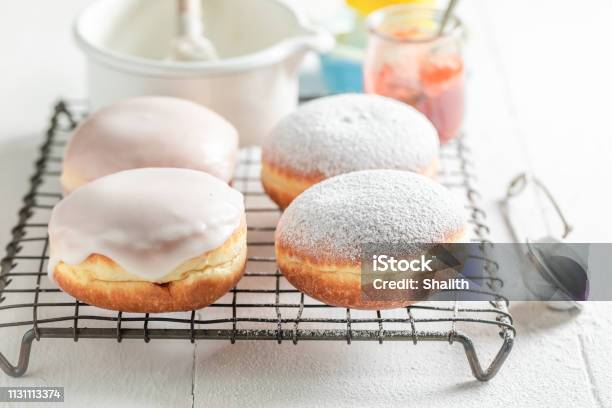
[0,329,36,377]
[457,333,514,381]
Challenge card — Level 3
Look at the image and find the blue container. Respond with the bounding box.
[320,45,364,93]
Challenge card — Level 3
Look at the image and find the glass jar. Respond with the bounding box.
[364,5,465,143]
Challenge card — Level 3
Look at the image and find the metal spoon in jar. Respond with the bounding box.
[437,0,460,37]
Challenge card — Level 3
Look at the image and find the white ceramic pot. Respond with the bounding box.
[74,0,334,145]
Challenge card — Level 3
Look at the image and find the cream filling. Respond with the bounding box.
[55,240,246,284]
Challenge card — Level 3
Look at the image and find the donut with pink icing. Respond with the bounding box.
[61,96,238,194]
[49,168,246,312]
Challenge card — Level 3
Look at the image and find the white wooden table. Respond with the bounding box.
[1,1,611,407]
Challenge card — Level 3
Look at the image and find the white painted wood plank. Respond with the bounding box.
[192,323,592,408]
[0,325,194,408]
[478,0,612,242]
[479,2,612,407]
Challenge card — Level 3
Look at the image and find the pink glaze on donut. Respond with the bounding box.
[49,168,245,281]
[61,96,238,193]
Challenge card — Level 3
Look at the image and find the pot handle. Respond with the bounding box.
[293,26,336,54]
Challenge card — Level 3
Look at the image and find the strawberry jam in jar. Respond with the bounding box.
[365,5,465,143]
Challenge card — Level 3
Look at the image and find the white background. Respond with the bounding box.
[1,1,611,407]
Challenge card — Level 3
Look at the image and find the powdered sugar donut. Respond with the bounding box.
[262,94,439,208]
[61,96,238,194]
[275,169,466,309]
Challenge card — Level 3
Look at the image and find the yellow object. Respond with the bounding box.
[346,0,435,15]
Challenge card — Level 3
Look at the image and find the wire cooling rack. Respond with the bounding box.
[0,100,514,380]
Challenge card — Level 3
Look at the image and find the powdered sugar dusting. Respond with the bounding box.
[263,94,439,178]
[276,170,466,262]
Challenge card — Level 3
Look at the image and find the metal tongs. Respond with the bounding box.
[500,173,586,311]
